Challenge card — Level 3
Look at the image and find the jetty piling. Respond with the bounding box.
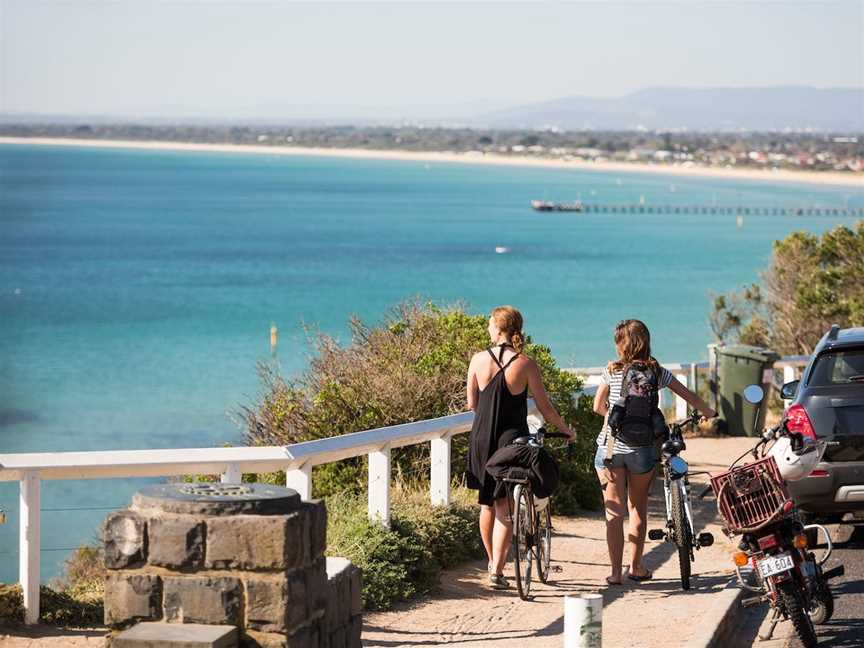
[532,201,863,217]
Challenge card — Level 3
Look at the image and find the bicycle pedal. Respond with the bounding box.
[552,565,563,573]
[697,532,714,547]
[648,529,666,541]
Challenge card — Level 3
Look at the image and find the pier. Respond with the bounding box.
[531,200,864,217]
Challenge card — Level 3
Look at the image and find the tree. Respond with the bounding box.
[710,221,864,355]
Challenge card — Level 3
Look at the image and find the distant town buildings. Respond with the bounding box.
[2,123,861,174]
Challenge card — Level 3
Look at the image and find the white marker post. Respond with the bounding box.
[564,593,602,648]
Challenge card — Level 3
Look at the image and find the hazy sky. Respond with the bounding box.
[2,0,862,119]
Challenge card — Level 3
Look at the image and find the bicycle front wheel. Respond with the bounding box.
[512,484,534,599]
[670,480,693,590]
[535,502,552,583]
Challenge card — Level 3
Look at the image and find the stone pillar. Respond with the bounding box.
[102,483,361,648]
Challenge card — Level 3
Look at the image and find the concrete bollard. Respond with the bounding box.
[564,593,602,647]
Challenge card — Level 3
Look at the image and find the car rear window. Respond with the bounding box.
[809,347,864,386]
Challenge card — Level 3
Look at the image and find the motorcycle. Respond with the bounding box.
[703,385,844,648]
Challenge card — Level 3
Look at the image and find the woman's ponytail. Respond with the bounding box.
[510,332,524,352]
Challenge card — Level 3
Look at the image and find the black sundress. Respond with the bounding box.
[466,346,529,505]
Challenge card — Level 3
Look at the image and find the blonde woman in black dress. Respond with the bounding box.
[466,306,575,589]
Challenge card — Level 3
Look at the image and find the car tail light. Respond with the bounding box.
[786,403,817,441]
[808,469,829,478]
[758,534,779,550]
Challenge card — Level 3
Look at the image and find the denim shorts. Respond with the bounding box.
[594,444,658,475]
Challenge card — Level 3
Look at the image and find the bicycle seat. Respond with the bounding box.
[511,435,534,446]
[662,438,686,456]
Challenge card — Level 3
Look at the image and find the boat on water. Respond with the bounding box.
[530,200,583,212]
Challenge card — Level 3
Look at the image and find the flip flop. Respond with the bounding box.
[605,576,622,586]
[627,570,653,582]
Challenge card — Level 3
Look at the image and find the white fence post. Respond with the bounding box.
[19,471,40,625]
[368,446,391,526]
[675,372,688,420]
[285,464,312,501]
[564,593,602,647]
[220,463,242,484]
[430,435,451,506]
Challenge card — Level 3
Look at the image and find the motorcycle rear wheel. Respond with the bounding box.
[778,582,818,648]
[809,580,834,625]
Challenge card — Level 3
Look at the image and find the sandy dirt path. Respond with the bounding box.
[0,626,104,647]
[363,437,757,648]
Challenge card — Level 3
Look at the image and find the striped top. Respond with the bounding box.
[596,364,674,454]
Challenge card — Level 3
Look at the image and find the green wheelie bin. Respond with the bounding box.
[717,345,779,436]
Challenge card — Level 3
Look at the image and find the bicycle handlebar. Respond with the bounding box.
[532,428,576,459]
[670,411,702,429]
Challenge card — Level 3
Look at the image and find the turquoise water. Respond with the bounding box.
[1,143,861,581]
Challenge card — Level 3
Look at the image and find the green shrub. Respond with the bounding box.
[0,585,103,628]
[0,545,104,628]
[552,394,604,514]
[0,584,23,624]
[325,485,485,610]
[39,585,103,627]
[240,300,603,509]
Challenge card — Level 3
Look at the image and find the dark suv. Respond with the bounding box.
[782,325,864,523]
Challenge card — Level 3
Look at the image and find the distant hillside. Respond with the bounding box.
[477,86,863,132]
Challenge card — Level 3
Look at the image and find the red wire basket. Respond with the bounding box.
[710,456,791,534]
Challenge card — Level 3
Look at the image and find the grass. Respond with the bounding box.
[0,545,104,628]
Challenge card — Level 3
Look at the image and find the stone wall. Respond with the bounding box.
[323,558,362,648]
[102,484,361,648]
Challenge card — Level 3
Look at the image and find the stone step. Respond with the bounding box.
[113,622,238,648]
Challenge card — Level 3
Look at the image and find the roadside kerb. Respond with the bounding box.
[689,573,748,648]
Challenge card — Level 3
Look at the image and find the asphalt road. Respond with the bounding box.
[736,524,864,648]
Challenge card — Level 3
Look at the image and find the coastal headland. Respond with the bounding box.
[1,136,861,188]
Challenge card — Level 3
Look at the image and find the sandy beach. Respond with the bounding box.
[1,136,861,187]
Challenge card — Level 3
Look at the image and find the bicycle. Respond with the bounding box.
[647,411,714,590]
[500,427,572,600]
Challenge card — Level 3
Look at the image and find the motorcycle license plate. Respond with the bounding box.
[758,553,794,578]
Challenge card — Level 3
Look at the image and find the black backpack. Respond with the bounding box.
[607,361,667,448]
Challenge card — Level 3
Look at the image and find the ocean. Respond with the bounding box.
[0,143,861,581]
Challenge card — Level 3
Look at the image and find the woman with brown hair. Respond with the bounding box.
[593,319,716,585]
[466,305,575,589]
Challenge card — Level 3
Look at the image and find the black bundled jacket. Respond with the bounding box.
[485,443,560,499]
